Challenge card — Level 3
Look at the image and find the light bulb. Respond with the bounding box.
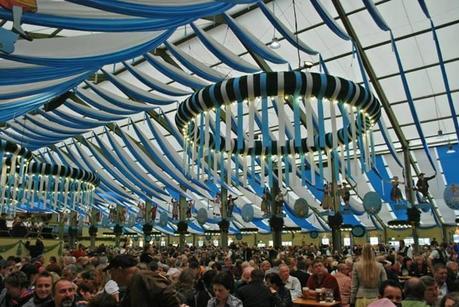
[269,37,281,49]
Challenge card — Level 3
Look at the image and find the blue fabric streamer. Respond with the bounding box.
[223,13,287,64]
[190,22,260,73]
[310,0,351,40]
[390,32,437,173]
[122,62,192,96]
[257,1,318,55]
[165,41,225,82]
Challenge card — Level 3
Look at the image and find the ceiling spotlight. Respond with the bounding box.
[269,37,281,49]
[304,61,314,70]
[447,143,456,154]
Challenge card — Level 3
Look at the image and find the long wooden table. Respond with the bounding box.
[293,297,341,306]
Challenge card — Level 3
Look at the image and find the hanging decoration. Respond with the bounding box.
[351,225,366,237]
[175,71,381,190]
[362,191,382,215]
[294,198,308,218]
[444,184,459,210]
[0,140,99,216]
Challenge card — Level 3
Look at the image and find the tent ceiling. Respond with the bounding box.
[0,0,458,234]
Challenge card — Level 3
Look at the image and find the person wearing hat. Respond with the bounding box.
[104,255,138,302]
[415,173,435,201]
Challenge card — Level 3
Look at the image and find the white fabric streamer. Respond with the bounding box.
[225,104,232,152]
[304,97,315,149]
[309,151,315,185]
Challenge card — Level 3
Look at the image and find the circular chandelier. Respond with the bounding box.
[175,71,381,187]
[0,140,99,215]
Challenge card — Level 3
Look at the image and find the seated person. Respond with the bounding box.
[306,258,341,301]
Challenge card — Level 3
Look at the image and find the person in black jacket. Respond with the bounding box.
[189,270,217,307]
[236,270,275,307]
[265,273,292,307]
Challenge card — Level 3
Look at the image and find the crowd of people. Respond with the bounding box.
[1,239,459,307]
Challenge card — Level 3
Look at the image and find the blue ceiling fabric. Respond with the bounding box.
[75,91,140,116]
[0,128,56,147]
[122,62,192,96]
[257,1,318,56]
[0,6,195,32]
[362,0,437,174]
[127,118,210,198]
[164,41,226,82]
[64,0,237,19]
[309,0,351,41]
[143,116,211,195]
[64,99,131,120]
[103,127,195,200]
[1,30,174,68]
[416,0,459,142]
[91,132,169,201]
[223,13,287,64]
[190,22,260,73]
[98,71,176,105]
[437,145,459,185]
[349,38,403,169]
[0,72,90,122]
[24,114,89,135]
[7,121,68,141]
[66,144,134,200]
[144,53,209,89]
[78,139,153,202]
[0,62,89,86]
[39,110,106,130]
[0,72,87,100]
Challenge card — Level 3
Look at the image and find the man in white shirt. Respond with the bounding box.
[279,263,302,300]
[433,263,449,300]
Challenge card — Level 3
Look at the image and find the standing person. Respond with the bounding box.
[213,193,221,217]
[171,199,179,220]
[121,271,180,307]
[420,276,439,307]
[207,272,242,307]
[53,279,86,307]
[104,255,139,302]
[433,264,449,300]
[321,184,333,210]
[350,244,387,307]
[23,272,54,307]
[187,200,193,219]
[340,182,352,209]
[227,195,237,218]
[390,177,404,204]
[0,0,36,41]
[261,189,272,217]
[415,173,435,201]
[0,271,33,307]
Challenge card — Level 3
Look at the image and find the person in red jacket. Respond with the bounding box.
[306,258,341,301]
[0,0,37,41]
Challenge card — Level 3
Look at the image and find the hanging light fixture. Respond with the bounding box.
[269,1,281,50]
[447,141,456,154]
[269,37,281,49]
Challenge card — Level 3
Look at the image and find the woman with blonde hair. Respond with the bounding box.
[350,244,387,307]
